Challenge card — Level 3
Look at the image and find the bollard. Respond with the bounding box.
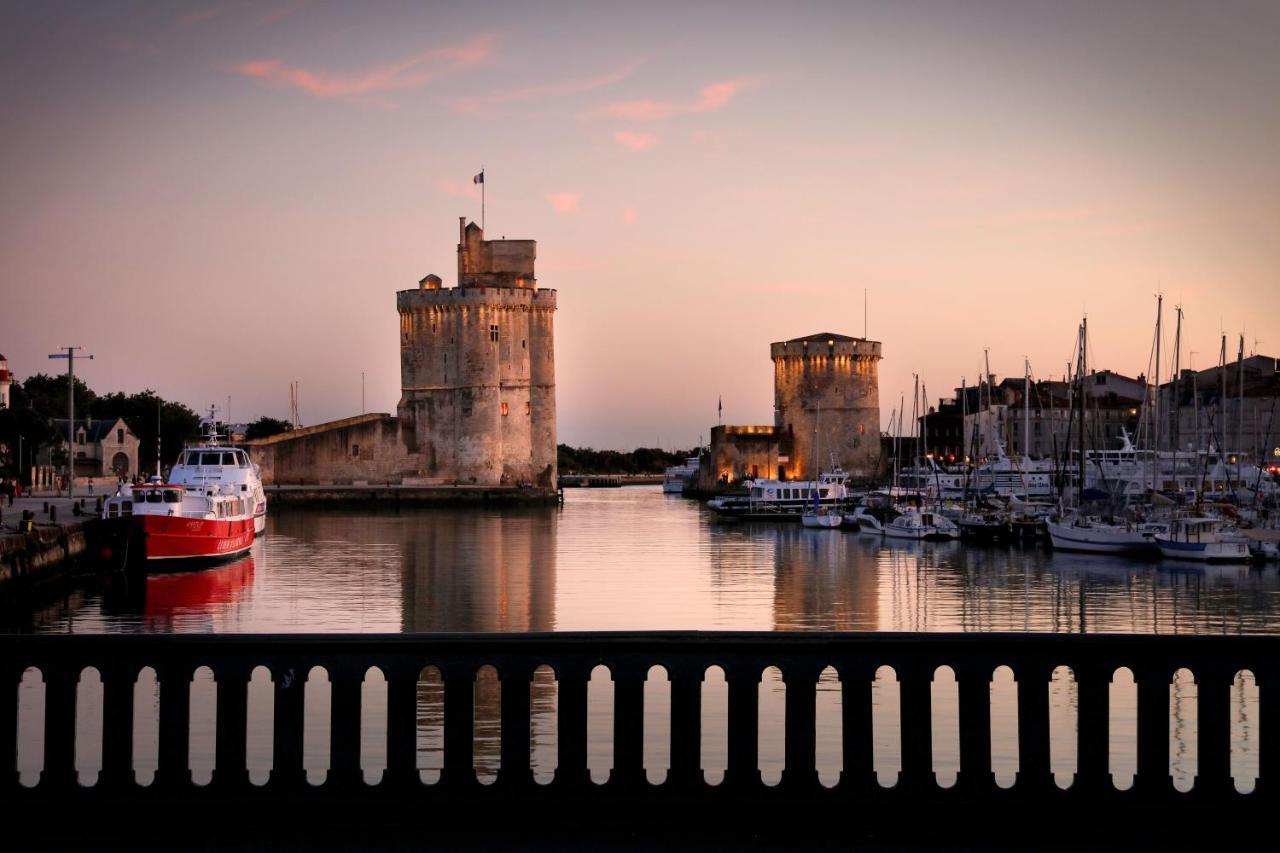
[50,505,57,522]
[96,497,103,514]
[43,501,49,513]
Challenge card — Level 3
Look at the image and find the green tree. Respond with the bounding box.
[244,416,293,440]
[17,372,96,422]
[0,403,53,480]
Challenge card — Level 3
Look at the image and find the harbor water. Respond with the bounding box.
[11,486,1277,791]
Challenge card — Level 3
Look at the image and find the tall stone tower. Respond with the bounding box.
[396,219,557,488]
[772,333,881,481]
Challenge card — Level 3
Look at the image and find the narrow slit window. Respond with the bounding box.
[501,403,509,417]
[490,324,499,342]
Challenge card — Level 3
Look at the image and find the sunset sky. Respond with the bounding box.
[2,1,1277,448]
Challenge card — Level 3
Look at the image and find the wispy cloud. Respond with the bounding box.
[438,178,481,200]
[234,34,494,99]
[549,192,582,214]
[258,0,311,27]
[613,130,657,150]
[173,5,225,29]
[582,78,757,122]
[447,63,639,114]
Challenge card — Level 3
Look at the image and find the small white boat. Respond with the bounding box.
[662,456,701,494]
[1046,515,1164,555]
[801,506,843,528]
[1155,516,1251,563]
[884,508,960,541]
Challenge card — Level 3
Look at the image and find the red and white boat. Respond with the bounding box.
[102,421,266,564]
[104,483,256,563]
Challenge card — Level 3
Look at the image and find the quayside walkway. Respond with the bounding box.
[2,631,1277,845]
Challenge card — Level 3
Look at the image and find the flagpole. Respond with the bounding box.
[481,165,485,232]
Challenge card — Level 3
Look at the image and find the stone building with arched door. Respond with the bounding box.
[44,417,141,478]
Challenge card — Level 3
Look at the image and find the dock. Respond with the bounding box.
[0,495,139,603]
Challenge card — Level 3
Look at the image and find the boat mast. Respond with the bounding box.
[1238,333,1246,490]
[1171,306,1182,495]
[1152,294,1162,496]
[1078,319,1087,506]
[1023,357,1030,464]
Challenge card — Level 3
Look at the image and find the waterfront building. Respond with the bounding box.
[697,332,882,489]
[39,417,140,478]
[245,218,558,493]
[397,219,557,488]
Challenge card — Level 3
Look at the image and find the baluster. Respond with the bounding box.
[41,662,79,790]
[271,663,306,788]
[100,661,136,790]
[839,659,876,792]
[155,662,193,788]
[898,661,933,793]
[1196,663,1231,800]
[384,662,419,789]
[957,662,993,794]
[1134,663,1170,799]
[668,661,703,788]
[556,661,589,787]
[213,660,250,790]
[611,660,645,789]
[498,659,534,789]
[783,661,820,791]
[329,665,363,788]
[440,663,475,787]
[1074,663,1110,798]
[723,662,760,790]
[1016,661,1052,795]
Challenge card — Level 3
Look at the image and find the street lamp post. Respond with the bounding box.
[48,346,93,499]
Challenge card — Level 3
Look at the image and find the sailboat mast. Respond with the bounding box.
[1238,333,1245,485]
[1078,319,1087,504]
[1152,294,1162,494]
[1023,358,1030,461]
[1171,306,1182,490]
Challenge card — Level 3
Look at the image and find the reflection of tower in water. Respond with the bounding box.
[400,509,558,778]
[768,528,880,631]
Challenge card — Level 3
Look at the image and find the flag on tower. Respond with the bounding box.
[473,171,484,184]
[718,395,722,424]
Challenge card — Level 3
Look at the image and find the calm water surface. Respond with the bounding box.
[12,487,1277,790]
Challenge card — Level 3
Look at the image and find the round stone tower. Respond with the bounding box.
[396,219,557,488]
[771,333,881,481]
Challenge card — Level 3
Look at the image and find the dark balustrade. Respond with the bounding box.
[0,632,1276,842]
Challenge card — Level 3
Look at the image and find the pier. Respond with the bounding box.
[3,630,1275,845]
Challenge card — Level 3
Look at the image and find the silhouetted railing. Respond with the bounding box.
[1,632,1276,840]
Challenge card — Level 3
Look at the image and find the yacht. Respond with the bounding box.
[1155,516,1251,563]
[884,508,960,541]
[662,456,702,494]
[1045,514,1165,555]
[708,469,850,520]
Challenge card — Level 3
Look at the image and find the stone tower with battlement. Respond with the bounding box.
[772,333,881,481]
[396,219,557,488]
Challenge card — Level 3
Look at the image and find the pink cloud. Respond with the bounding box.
[258,0,310,26]
[233,34,494,99]
[613,130,657,150]
[447,63,639,114]
[549,192,583,214]
[438,178,481,200]
[583,78,756,122]
[173,5,225,28]
[621,207,638,225]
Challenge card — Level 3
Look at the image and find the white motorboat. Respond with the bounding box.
[708,469,850,520]
[884,508,959,541]
[801,506,843,528]
[662,456,701,494]
[1155,516,1251,563]
[169,443,268,535]
[1045,514,1164,555]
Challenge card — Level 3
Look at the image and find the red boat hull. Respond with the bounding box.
[134,515,256,562]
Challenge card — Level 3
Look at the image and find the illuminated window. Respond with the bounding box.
[525,401,531,415]
[501,402,509,416]
[859,423,865,434]
[490,324,499,342]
